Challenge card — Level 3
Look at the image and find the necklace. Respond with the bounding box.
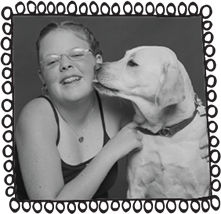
[66,105,95,143]
[78,107,95,143]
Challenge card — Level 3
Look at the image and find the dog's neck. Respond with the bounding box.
[134,77,196,133]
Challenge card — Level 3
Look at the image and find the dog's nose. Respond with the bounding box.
[95,63,102,73]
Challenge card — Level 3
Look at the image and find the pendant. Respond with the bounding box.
[79,137,84,143]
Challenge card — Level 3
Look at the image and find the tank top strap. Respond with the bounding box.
[95,91,110,143]
[38,95,60,146]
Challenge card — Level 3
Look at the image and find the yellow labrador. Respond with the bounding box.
[92,46,210,199]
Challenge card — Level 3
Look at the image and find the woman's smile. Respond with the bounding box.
[60,75,82,85]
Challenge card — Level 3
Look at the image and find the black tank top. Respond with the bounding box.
[15,91,118,199]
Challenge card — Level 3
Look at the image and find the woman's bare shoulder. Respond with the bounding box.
[15,97,57,145]
[22,97,51,112]
[17,97,53,123]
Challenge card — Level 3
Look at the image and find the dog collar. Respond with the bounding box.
[137,94,206,137]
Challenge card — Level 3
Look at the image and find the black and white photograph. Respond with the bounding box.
[0,0,220,213]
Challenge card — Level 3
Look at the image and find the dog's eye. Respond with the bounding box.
[127,60,138,67]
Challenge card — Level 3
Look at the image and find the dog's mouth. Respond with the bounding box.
[92,80,119,95]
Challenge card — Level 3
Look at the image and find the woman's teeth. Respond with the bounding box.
[63,76,81,85]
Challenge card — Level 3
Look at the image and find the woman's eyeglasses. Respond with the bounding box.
[40,48,94,69]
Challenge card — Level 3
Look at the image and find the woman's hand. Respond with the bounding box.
[104,121,143,160]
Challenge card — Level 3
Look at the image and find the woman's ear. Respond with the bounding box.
[95,54,103,64]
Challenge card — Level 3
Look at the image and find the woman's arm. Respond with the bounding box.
[16,98,65,199]
[16,98,142,200]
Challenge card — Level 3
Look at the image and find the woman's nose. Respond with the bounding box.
[60,55,73,71]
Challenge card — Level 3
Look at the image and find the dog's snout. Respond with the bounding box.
[95,63,102,73]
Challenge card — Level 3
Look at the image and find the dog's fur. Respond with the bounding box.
[93,46,210,198]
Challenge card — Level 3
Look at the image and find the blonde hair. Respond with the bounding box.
[36,21,102,63]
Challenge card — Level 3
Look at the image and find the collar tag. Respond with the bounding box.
[197,105,206,116]
[194,93,206,116]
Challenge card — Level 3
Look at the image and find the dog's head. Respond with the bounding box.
[93,46,186,110]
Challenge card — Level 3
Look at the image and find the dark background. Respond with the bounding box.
[13,16,206,198]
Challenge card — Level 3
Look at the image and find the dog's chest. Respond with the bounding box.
[127,131,209,198]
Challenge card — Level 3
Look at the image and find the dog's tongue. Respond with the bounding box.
[92,79,98,83]
[92,79,99,86]
[91,79,98,88]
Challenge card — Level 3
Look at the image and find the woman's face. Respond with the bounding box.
[38,29,101,103]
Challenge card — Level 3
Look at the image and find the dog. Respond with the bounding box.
[92,46,210,199]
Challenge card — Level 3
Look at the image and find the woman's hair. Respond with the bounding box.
[36,21,102,63]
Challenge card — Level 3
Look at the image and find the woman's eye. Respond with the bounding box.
[71,52,84,58]
[73,54,83,57]
[46,59,59,66]
[47,60,56,65]
[127,60,138,67]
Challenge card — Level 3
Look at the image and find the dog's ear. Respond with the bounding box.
[155,62,185,108]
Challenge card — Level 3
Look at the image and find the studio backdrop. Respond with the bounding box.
[13,16,206,198]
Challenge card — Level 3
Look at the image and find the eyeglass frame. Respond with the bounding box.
[39,48,95,69]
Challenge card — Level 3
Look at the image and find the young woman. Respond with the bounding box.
[15,21,143,200]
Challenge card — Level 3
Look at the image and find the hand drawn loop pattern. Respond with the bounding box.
[0,0,218,213]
